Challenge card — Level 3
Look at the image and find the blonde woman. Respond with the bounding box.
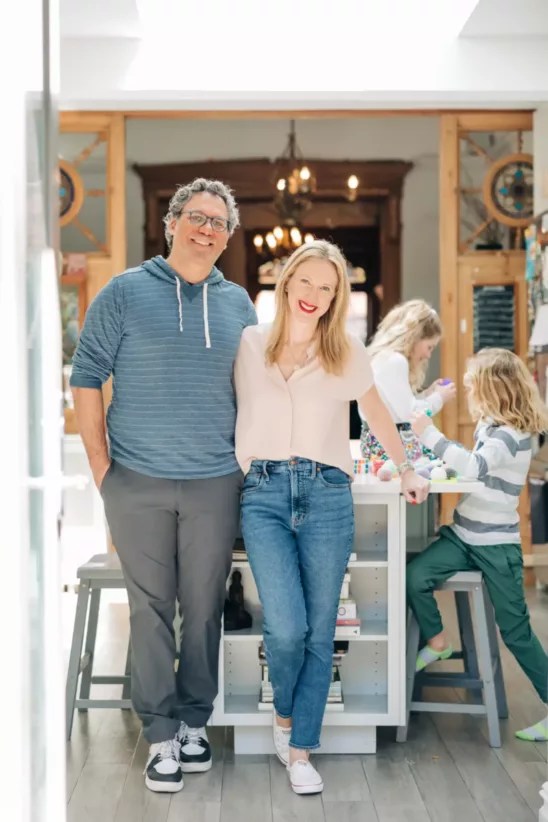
[410,349,548,741]
[360,299,457,462]
[234,241,429,795]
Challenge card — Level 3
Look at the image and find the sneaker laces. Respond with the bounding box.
[144,738,180,773]
[181,726,205,746]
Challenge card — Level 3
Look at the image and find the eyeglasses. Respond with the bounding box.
[181,210,230,233]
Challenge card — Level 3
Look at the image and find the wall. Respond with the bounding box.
[125,116,440,310]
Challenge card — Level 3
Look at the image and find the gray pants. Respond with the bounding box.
[101,460,242,742]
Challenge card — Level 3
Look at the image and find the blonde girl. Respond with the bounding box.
[360,299,456,462]
[409,348,548,741]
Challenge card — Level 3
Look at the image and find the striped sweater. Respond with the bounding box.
[420,421,532,545]
[70,256,257,479]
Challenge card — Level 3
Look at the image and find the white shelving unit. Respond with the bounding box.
[210,482,404,754]
[211,474,483,754]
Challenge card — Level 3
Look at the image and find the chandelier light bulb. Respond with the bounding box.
[347,174,359,190]
[276,178,286,191]
[299,166,311,182]
[253,234,264,249]
[266,232,277,250]
[273,226,284,241]
[304,233,314,244]
[290,227,302,246]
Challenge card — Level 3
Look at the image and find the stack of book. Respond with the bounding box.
[335,571,361,637]
[232,537,247,562]
[258,642,346,711]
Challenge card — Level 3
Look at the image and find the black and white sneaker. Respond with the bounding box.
[144,739,183,793]
[177,723,212,773]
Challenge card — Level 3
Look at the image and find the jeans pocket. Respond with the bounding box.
[241,468,265,496]
[317,464,351,489]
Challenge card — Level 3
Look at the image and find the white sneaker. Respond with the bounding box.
[287,759,324,795]
[272,712,291,766]
[177,722,212,773]
[144,739,183,793]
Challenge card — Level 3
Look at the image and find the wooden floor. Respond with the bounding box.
[64,587,548,822]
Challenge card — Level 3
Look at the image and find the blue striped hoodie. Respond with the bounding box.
[70,256,257,479]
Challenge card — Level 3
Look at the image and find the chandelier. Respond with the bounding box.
[253,120,361,258]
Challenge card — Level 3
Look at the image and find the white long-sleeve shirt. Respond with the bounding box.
[360,350,443,424]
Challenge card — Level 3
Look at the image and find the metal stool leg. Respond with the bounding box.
[122,636,132,703]
[471,582,501,747]
[484,596,508,719]
[65,581,90,741]
[397,611,420,742]
[78,587,101,705]
[455,591,479,677]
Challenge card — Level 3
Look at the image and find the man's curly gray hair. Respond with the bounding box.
[163,178,240,249]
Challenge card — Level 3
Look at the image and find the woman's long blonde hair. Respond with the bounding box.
[367,299,442,390]
[265,240,351,375]
[465,348,548,433]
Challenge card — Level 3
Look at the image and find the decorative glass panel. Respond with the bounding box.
[58,131,108,254]
[459,131,533,253]
[473,284,515,352]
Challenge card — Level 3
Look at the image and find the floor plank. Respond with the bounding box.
[221,757,273,822]
[401,714,483,822]
[67,762,128,822]
[323,801,379,822]
[362,744,431,821]
[432,713,536,822]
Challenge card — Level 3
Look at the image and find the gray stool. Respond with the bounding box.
[65,553,132,740]
[397,571,508,748]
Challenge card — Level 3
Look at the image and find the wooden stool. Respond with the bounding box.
[397,571,508,748]
[65,553,131,740]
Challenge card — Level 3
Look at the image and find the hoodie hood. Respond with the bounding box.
[142,256,225,347]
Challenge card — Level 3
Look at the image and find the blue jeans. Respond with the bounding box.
[240,458,354,749]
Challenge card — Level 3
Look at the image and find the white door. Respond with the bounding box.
[0,0,65,819]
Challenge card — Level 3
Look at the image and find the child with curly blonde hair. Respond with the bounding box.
[409,348,548,740]
[360,299,456,462]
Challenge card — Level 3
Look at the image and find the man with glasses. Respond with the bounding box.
[70,178,257,792]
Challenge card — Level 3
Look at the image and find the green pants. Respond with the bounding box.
[407,525,548,703]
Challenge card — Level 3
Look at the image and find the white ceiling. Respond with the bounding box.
[59,0,548,40]
[58,0,548,109]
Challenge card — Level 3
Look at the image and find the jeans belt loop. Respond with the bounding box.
[261,460,269,481]
[311,459,317,479]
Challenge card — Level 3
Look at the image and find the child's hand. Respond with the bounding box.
[410,411,432,437]
[436,380,457,405]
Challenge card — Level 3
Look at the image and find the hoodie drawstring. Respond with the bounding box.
[175,278,211,348]
[203,282,211,349]
[175,277,183,333]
